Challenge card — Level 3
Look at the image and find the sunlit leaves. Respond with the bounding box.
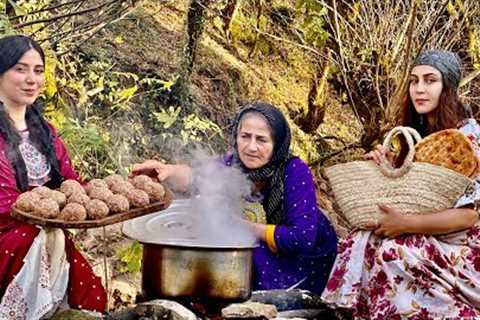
[116,241,143,274]
[295,0,329,48]
[153,106,181,129]
[59,119,123,179]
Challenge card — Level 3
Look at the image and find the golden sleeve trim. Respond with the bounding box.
[265,224,278,253]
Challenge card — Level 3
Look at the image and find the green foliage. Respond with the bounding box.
[152,106,223,143]
[295,0,329,48]
[58,119,123,179]
[0,1,14,35]
[58,58,140,113]
[153,106,182,129]
[182,113,223,142]
[229,8,267,46]
[140,76,176,91]
[116,241,143,274]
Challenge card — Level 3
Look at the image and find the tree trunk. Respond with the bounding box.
[172,0,212,111]
[295,60,330,134]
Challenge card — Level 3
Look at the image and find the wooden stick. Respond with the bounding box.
[102,226,110,312]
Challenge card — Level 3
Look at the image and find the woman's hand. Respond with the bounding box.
[131,160,192,192]
[373,204,409,238]
[363,145,395,165]
[131,160,163,178]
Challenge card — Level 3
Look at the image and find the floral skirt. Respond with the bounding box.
[321,225,480,319]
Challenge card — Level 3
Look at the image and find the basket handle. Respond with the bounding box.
[378,126,422,178]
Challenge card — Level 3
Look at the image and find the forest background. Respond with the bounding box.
[1,0,480,311]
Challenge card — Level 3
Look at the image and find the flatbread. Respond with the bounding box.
[414,129,478,177]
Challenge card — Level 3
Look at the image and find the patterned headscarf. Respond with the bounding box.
[413,50,462,88]
[231,102,293,224]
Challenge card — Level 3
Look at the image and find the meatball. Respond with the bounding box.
[58,203,87,221]
[50,190,67,208]
[110,181,134,196]
[34,198,60,219]
[104,174,126,189]
[15,192,41,212]
[68,192,91,206]
[31,186,53,198]
[144,182,166,202]
[60,179,85,197]
[88,187,113,202]
[126,188,150,208]
[85,199,110,220]
[85,179,109,194]
[130,175,152,190]
[105,194,130,213]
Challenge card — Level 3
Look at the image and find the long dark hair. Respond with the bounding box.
[0,35,63,191]
[395,73,466,166]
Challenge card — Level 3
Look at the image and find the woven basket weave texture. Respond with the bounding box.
[325,126,473,229]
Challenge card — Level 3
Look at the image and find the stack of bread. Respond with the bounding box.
[414,129,478,177]
[13,174,165,221]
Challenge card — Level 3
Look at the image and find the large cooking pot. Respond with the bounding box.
[122,199,257,301]
[142,243,253,301]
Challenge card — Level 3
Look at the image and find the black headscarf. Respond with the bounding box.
[231,102,293,224]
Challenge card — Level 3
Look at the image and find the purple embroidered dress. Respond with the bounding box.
[224,154,337,294]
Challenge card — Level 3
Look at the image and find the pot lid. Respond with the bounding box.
[122,199,257,249]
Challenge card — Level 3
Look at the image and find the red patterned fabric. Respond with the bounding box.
[0,126,106,312]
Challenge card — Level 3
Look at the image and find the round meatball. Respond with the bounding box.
[50,190,67,208]
[88,187,113,202]
[31,186,53,198]
[105,194,130,213]
[144,182,166,202]
[85,199,109,220]
[15,192,41,212]
[130,175,153,190]
[35,198,60,219]
[68,192,91,206]
[85,179,109,194]
[126,188,150,208]
[104,174,126,189]
[58,203,87,221]
[60,179,85,197]
[110,181,134,196]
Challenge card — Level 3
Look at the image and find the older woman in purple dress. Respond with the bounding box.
[133,102,337,294]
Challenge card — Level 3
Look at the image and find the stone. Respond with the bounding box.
[250,289,326,312]
[134,299,198,320]
[110,276,140,309]
[50,309,101,320]
[222,301,278,319]
[278,308,330,318]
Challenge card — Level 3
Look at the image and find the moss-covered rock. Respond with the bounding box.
[50,309,101,320]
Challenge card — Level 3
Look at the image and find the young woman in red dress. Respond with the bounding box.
[0,35,106,318]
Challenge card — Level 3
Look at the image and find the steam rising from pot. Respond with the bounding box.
[188,153,257,246]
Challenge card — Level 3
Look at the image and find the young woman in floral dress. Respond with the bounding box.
[322,50,480,319]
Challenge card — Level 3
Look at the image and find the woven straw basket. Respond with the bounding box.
[325,126,473,229]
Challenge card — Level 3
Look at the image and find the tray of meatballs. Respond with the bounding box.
[10,174,173,228]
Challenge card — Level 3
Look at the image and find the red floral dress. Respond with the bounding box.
[0,126,106,318]
[322,119,480,319]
